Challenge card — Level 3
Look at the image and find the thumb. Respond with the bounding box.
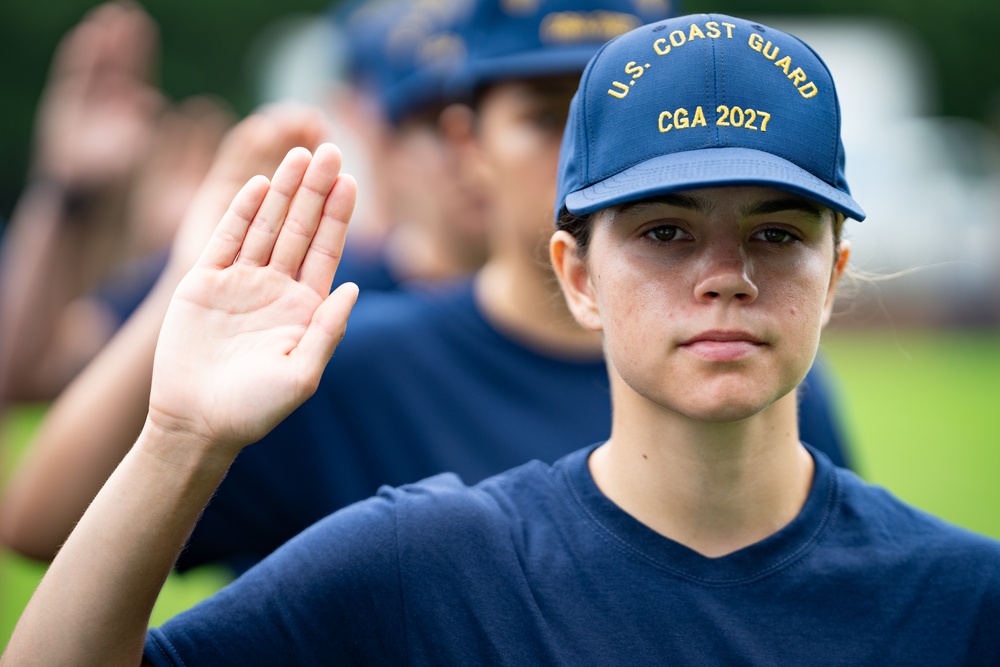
[293,282,360,385]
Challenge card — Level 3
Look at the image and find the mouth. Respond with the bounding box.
[679,330,767,362]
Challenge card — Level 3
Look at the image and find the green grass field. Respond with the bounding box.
[2,328,999,651]
[820,329,1000,539]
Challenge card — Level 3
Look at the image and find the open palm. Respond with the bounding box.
[148,144,357,456]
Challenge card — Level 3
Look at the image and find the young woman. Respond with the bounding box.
[3,13,999,666]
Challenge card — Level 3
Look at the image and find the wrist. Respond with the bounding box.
[25,173,126,224]
[136,414,239,480]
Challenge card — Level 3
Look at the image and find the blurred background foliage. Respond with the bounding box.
[2,0,1000,221]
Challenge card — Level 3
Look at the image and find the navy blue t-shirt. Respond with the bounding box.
[147,446,1000,665]
[176,279,852,573]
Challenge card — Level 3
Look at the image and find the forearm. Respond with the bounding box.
[1,421,235,667]
[0,275,177,559]
[2,141,357,664]
[0,180,128,401]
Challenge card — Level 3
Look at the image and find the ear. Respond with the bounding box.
[439,103,491,189]
[550,230,603,331]
[438,103,475,154]
[821,239,851,327]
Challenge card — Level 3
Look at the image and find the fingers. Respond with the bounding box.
[202,143,355,287]
[267,144,347,282]
[234,147,313,266]
[299,173,357,296]
[50,2,158,95]
[197,175,270,269]
[101,1,160,84]
[168,107,329,274]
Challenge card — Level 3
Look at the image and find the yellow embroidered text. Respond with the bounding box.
[658,105,771,132]
[607,61,651,99]
[652,21,736,56]
[746,32,818,98]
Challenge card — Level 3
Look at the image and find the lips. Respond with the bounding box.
[679,330,766,362]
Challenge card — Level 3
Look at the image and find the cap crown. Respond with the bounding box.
[556,14,865,220]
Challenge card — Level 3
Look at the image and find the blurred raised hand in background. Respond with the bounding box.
[0,1,233,405]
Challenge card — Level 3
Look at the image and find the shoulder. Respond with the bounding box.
[387,460,560,535]
[833,467,1000,569]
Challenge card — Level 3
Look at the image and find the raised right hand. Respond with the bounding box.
[148,143,357,459]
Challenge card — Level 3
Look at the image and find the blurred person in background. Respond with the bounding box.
[321,0,490,289]
[0,99,332,558]
[0,1,232,406]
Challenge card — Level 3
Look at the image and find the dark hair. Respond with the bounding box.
[555,207,594,257]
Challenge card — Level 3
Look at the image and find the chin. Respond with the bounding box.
[669,379,796,424]
[678,399,770,425]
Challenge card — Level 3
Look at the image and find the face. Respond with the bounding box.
[473,76,578,259]
[553,186,849,424]
[383,116,489,267]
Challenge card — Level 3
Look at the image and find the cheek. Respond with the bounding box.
[387,141,445,197]
[784,256,835,318]
[595,263,681,359]
[494,148,563,241]
[488,127,560,189]
[760,255,834,361]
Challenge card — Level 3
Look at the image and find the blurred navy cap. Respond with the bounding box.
[333,0,473,124]
[450,0,677,97]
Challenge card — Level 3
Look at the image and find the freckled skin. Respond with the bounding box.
[582,186,844,425]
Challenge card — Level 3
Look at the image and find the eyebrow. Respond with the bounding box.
[613,193,827,222]
[613,193,707,219]
[740,198,826,222]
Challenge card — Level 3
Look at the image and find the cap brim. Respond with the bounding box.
[451,45,597,95]
[565,147,867,221]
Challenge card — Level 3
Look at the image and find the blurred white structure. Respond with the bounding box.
[768,17,1000,325]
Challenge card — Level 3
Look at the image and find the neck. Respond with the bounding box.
[474,251,602,359]
[589,390,813,558]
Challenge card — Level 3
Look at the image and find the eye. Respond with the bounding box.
[752,227,801,244]
[644,225,690,243]
[528,107,568,132]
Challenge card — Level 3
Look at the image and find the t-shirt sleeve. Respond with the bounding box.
[144,490,407,666]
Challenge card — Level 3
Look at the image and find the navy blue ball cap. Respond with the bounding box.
[450,0,678,95]
[555,14,866,222]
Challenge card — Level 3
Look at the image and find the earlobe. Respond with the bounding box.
[550,231,602,331]
[821,240,851,326]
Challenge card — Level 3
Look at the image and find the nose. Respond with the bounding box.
[693,241,759,304]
